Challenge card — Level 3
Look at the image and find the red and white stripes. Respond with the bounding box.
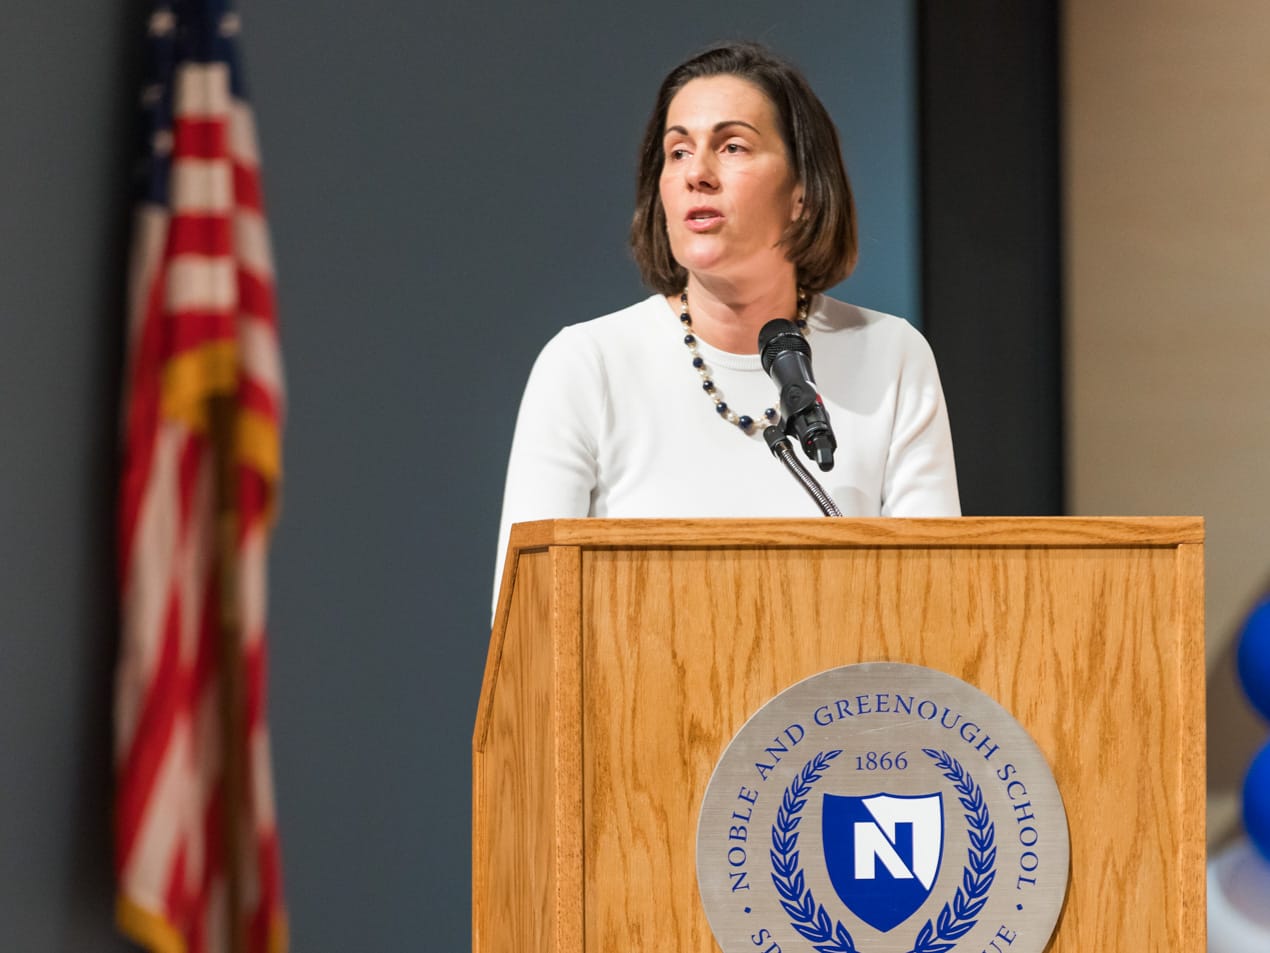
[117,17,286,952]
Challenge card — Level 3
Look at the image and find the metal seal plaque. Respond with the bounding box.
[696,663,1069,953]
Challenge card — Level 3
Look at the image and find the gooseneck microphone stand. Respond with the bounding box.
[763,425,842,517]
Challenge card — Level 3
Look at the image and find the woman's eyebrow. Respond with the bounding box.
[663,120,763,137]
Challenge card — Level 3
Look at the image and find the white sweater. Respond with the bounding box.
[493,293,960,598]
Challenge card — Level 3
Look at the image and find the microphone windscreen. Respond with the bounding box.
[758,319,811,373]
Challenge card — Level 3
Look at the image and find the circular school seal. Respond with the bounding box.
[696,662,1069,953]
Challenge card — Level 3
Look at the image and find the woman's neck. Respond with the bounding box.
[672,273,802,354]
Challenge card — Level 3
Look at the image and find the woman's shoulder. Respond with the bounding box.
[813,295,934,355]
[537,294,670,359]
[562,293,668,337]
[522,295,671,391]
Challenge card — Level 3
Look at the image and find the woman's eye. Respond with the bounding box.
[723,142,746,154]
[668,148,689,161]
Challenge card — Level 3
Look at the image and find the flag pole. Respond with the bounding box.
[213,393,248,953]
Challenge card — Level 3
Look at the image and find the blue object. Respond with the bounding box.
[1236,598,1270,722]
[1245,742,1270,865]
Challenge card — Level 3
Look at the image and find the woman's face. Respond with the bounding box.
[659,75,803,288]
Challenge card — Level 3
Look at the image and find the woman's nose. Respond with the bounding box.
[685,152,719,192]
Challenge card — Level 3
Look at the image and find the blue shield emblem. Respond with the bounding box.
[821,792,944,933]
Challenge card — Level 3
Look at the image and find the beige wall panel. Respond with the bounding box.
[1064,0,1270,836]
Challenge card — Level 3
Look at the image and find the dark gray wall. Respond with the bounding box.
[1,2,144,951]
[251,4,918,951]
[0,2,921,951]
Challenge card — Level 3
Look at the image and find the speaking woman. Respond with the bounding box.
[493,42,959,593]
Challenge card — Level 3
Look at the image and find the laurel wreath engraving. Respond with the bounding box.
[769,749,859,953]
[768,748,996,953]
[904,749,997,953]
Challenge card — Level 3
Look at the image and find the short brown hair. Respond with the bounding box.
[629,42,858,295]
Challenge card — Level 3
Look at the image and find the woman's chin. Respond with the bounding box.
[672,241,790,287]
[671,237,725,266]
[672,247,740,283]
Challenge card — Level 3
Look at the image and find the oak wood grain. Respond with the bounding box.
[551,547,584,953]
[474,519,1205,952]
[1175,542,1207,938]
[504,516,1203,553]
[472,550,556,953]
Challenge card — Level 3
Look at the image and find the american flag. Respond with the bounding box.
[115,3,287,951]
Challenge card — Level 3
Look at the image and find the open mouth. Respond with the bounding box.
[685,207,724,231]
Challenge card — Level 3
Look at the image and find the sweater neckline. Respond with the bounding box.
[651,293,819,372]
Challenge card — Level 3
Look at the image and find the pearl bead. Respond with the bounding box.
[679,288,809,439]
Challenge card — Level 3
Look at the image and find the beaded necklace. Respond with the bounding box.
[678,288,809,435]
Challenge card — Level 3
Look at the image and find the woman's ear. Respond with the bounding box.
[791,184,805,220]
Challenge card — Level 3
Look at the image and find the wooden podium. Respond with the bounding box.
[472,518,1205,951]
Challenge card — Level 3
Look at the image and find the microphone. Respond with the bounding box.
[758,319,837,471]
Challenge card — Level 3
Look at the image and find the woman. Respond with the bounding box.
[493,42,959,594]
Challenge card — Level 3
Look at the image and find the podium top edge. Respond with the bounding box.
[507,516,1205,550]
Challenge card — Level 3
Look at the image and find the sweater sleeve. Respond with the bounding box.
[491,326,604,612]
[880,325,961,517]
